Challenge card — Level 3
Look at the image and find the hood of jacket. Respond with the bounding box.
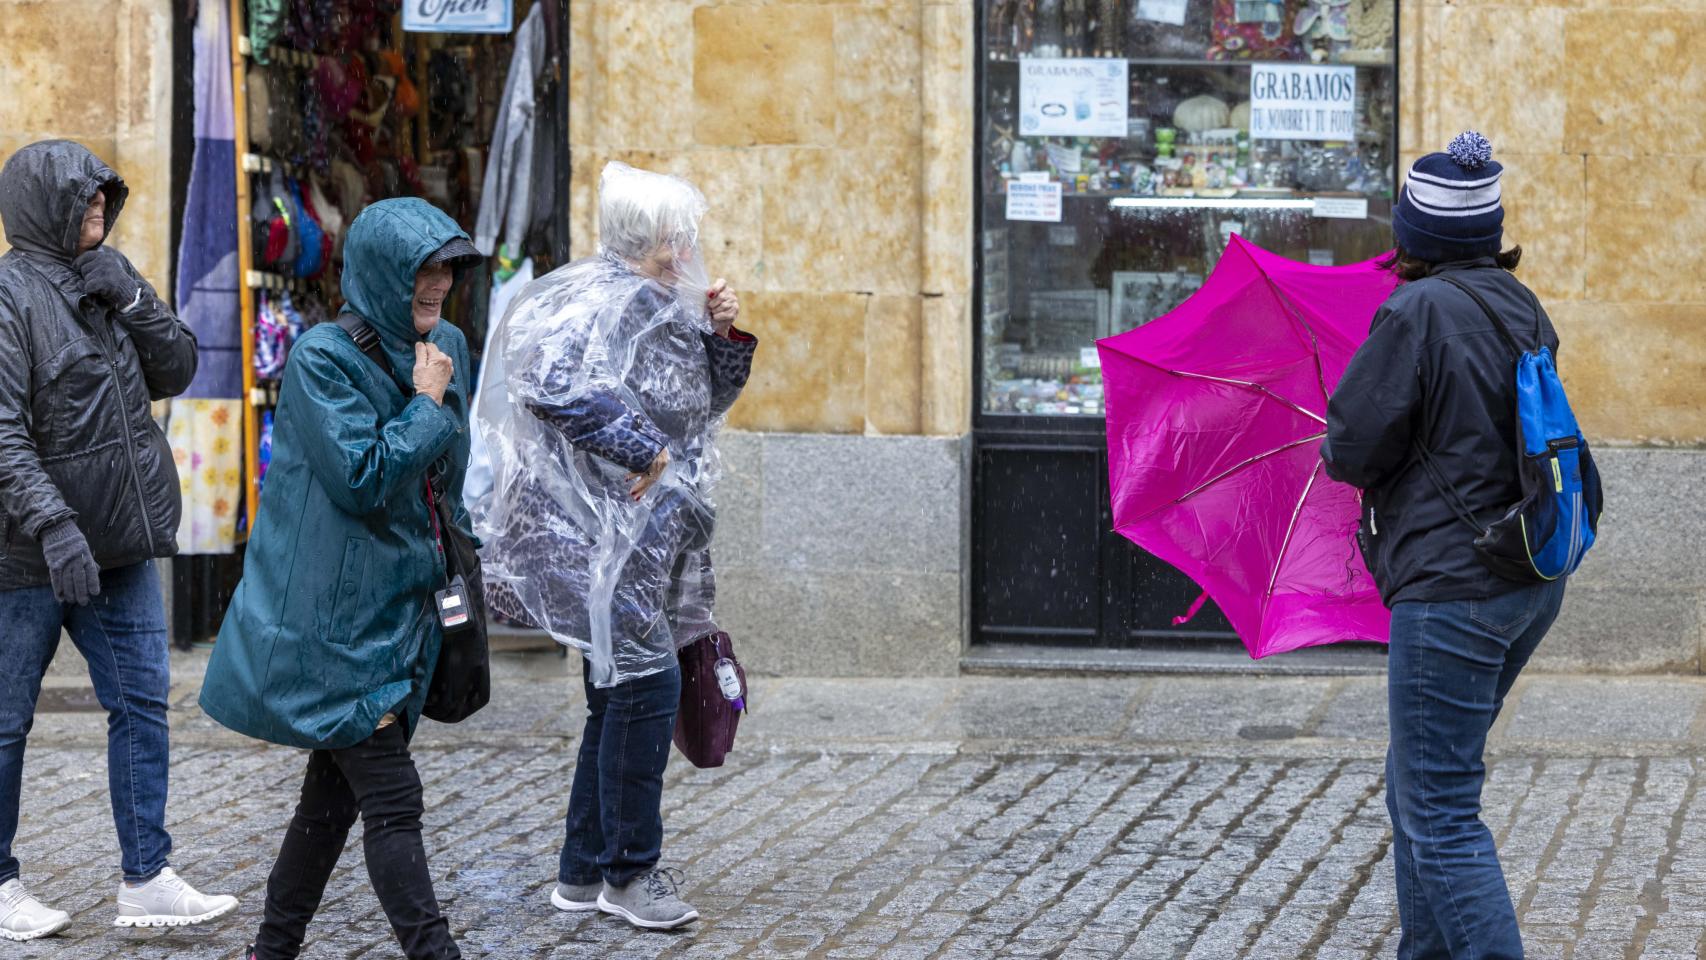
[338,197,472,387]
[0,140,128,263]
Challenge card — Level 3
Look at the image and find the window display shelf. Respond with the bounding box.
[987,55,1394,70]
[977,1,1398,420]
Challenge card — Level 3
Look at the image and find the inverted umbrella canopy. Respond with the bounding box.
[1097,235,1399,658]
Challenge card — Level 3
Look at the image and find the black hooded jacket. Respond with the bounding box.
[1323,259,1560,606]
[0,140,199,588]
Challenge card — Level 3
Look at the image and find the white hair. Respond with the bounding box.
[597,162,707,261]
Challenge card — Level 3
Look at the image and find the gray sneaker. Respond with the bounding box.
[596,868,698,930]
[550,881,601,913]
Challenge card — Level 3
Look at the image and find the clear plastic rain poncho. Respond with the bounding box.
[472,163,756,688]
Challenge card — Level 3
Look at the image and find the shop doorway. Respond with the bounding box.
[168,0,572,646]
[970,1,1399,653]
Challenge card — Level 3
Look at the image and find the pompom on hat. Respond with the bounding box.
[1392,130,1505,263]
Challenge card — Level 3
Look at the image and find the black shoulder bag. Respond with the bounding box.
[334,314,490,724]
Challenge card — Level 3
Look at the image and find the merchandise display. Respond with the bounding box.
[980,0,1396,416]
[228,0,570,532]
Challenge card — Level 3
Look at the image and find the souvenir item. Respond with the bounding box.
[247,64,274,151]
[1293,0,1351,62]
[1210,0,1301,60]
[989,0,1020,59]
[1064,0,1090,56]
[1155,127,1177,159]
[1174,95,1231,134]
[1343,0,1394,62]
[1029,0,1065,56]
[1096,0,1124,56]
[1127,0,1213,59]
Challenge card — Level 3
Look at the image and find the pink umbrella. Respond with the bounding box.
[1097,235,1398,658]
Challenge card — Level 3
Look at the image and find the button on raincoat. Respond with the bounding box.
[201,199,475,750]
[473,164,756,689]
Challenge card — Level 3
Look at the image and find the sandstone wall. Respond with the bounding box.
[567,0,974,437]
[0,0,177,288]
[1399,1,1706,443]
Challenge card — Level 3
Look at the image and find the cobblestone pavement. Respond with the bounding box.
[10,651,1706,959]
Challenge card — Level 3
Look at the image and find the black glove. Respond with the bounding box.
[73,247,143,313]
[40,520,101,606]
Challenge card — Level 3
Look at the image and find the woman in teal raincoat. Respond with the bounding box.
[201,198,478,960]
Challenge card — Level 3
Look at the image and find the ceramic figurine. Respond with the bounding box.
[1293,0,1351,62]
[1097,0,1124,57]
[989,0,1021,59]
[1064,0,1090,56]
[1155,127,1177,159]
[1343,0,1394,63]
[1031,0,1065,57]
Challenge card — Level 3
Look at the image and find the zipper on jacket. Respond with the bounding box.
[98,325,157,556]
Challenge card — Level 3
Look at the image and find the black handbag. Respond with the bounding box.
[422,468,490,723]
[333,314,490,723]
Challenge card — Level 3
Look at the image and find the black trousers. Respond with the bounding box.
[254,723,460,960]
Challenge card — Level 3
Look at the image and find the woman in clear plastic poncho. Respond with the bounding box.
[471,163,755,929]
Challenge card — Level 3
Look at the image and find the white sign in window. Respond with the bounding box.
[1248,64,1358,142]
[1019,58,1129,139]
[1311,197,1370,219]
[404,0,512,34]
[1006,181,1064,223]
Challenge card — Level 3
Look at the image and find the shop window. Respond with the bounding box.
[979,0,1398,417]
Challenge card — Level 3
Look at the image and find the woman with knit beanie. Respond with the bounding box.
[1322,132,1568,960]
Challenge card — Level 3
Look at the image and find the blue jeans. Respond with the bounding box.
[1387,579,1566,960]
[559,661,680,888]
[0,562,173,885]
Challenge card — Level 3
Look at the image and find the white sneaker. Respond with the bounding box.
[113,868,238,929]
[0,879,71,941]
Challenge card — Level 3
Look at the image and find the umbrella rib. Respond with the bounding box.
[1258,273,1335,413]
[1166,370,1327,425]
[1264,458,1325,606]
[1164,431,1328,509]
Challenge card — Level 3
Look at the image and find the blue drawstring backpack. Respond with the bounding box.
[1420,275,1603,582]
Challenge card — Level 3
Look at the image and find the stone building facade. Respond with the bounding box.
[3,0,1703,672]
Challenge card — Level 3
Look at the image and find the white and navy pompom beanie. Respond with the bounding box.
[1392,131,1504,263]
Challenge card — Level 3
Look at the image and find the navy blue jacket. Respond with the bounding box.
[1323,260,1560,605]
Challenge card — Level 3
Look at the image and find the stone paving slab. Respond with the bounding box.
[8,649,1706,958]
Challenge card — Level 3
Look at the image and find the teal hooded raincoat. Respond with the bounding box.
[201,199,475,750]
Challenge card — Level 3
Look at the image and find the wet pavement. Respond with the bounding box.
[11,648,1706,959]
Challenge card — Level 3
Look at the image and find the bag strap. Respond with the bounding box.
[333,313,451,548]
[332,313,388,370]
[1413,445,1485,537]
[1436,274,1539,355]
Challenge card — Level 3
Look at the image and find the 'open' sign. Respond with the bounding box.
[404,0,511,34]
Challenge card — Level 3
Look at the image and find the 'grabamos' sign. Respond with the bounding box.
[1248,64,1358,142]
[404,0,511,33]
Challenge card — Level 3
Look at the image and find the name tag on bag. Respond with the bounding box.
[436,575,473,632]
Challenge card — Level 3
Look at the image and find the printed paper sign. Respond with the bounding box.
[1020,58,1129,138]
[404,0,512,33]
[1311,197,1369,219]
[1136,0,1189,25]
[1006,181,1064,223]
[1248,64,1358,141]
